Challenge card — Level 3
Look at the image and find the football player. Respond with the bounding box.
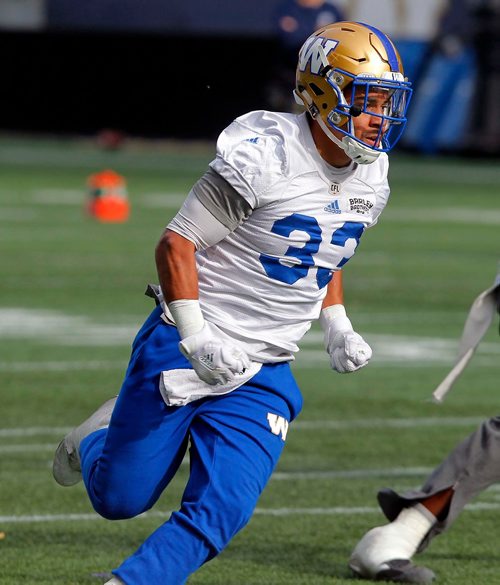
[350,269,500,584]
[53,22,412,584]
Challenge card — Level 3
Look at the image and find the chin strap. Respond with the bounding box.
[294,88,380,165]
[341,135,381,165]
[314,114,380,165]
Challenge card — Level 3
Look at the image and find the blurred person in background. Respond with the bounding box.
[268,0,345,110]
[52,21,412,585]
[466,0,500,154]
[407,0,500,155]
[435,0,500,153]
[350,268,500,584]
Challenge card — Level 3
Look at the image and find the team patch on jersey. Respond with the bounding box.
[348,197,374,215]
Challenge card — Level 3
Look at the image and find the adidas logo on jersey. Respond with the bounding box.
[244,137,259,144]
[324,199,341,214]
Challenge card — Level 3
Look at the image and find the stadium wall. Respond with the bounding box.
[1,31,275,140]
[0,28,484,154]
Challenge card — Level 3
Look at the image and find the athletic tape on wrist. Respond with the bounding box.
[320,304,353,333]
[167,299,205,339]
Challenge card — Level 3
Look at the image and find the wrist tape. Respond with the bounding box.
[167,299,205,339]
[320,304,353,334]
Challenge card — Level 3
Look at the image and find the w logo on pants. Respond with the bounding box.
[267,413,289,441]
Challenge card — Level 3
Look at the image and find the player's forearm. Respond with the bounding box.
[322,270,344,309]
[155,229,199,303]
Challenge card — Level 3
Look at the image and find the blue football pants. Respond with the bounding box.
[79,306,303,584]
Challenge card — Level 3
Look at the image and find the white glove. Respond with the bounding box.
[320,305,372,374]
[179,321,251,386]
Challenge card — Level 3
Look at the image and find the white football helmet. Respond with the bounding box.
[295,21,413,164]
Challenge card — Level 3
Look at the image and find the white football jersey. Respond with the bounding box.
[195,111,390,361]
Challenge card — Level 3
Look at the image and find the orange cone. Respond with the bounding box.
[86,169,130,222]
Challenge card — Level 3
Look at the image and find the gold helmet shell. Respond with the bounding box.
[294,21,412,163]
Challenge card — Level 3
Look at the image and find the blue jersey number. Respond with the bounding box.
[259,214,364,288]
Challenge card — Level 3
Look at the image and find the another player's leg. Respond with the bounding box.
[349,416,500,583]
[109,362,303,585]
[349,500,441,583]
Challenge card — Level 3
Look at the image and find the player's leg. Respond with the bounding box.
[53,305,165,487]
[79,386,192,520]
[350,416,500,583]
[53,305,195,520]
[110,362,303,585]
[53,396,117,487]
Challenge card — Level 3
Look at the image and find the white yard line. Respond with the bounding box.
[0,416,483,440]
[1,143,498,183]
[0,208,38,221]
[140,193,187,208]
[31,190,187,208]
[293,417,484,430]
[388,162,500,185]
[2,461,430,481]
[0,427,71,438]
[2,307,499,366]
[25,188,500,225]
[0,509,379,524]
[2,501,500,524]
[383,207,500,225]
[272,467,432,480]
[298,354,500,368]
[0,146,210,172]
[0,443,57,454]
[0,360,127,372]
[0,308,138,345]
[2,354,498,371]
[0,307,500,362]
[32,190,85,204]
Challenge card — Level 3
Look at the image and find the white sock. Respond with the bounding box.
[351,504,437,575]
[390,504,436,556]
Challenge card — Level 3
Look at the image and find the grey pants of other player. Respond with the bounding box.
[377,415,500,552]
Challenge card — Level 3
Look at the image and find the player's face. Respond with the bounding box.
[347,87,391,148]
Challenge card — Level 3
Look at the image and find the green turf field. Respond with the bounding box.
[1,135,499,584]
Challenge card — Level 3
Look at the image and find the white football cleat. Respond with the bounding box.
[104,577,125,585]
[52,396,117,486]
[349,506,436,583]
